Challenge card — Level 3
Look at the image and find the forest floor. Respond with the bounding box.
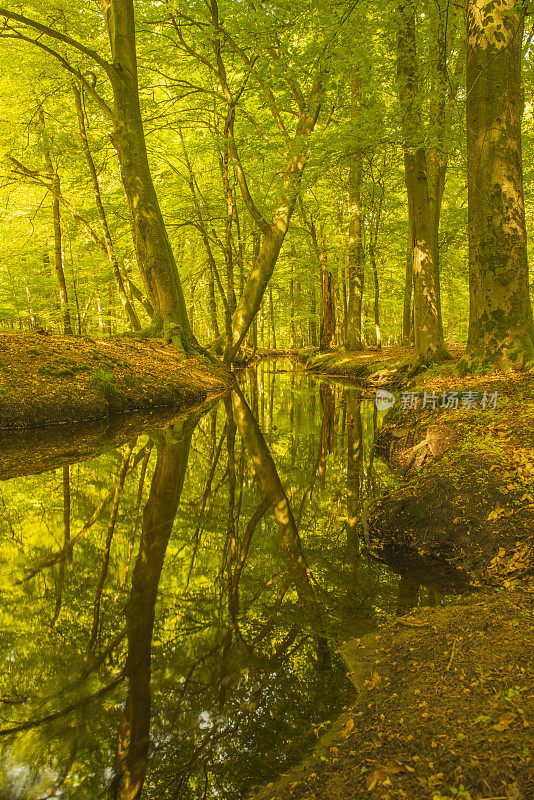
[252,360,534,800]
[251,583,534,800]
[0,332,233,429]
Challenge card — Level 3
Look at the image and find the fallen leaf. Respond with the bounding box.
[340,718,355,738]
[366,672,381,691]
[493,711,516,731]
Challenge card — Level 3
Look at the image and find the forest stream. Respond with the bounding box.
[0,360,441,799]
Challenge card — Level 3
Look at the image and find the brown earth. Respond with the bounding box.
[251,583,534,800]
[369,371,534,586]
[0,333,233,430]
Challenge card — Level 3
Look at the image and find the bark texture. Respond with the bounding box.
[462,0,534,371]
[397,1,447,363]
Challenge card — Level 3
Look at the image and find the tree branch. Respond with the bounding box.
[0,7,110,70]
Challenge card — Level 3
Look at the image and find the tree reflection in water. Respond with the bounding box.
[0,363,402,799]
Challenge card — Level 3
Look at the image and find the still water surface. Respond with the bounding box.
[0,363,419,799]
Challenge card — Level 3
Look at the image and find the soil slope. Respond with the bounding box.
[0,333,233,429]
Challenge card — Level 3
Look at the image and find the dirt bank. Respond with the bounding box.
[251,583,534,800]
[304,347,411,384]
[0,333,234,429]
[369,371,534,585]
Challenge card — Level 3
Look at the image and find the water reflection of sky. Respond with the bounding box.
[0,362,404,799]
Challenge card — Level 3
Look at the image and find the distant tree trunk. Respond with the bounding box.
[72,83,141,332]
[370,239,381,349]
[309,281,318,347]
[295,280,304,347]
[39,108,73,336]
[290,259,295,348]
[269,286,277,350]
[208,266,220,341]
[309,223,335,352]
[24,281,35,330]
[397,1,447,363]
[461,0,534,371]
[346,78,365,351]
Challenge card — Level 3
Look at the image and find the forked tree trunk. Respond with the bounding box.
[461,0,534,371]
[397,1,447,363]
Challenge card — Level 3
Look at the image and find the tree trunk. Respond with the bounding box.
[72,83,141,332]
[402,202,413,346]
[103,0,205,355]
[319,250,336,353]
[370,239,381,349]
[39,108,73,336]
[346,79,365,351]
[309,281,317,347]
[461,0,534,371]
[397,1,447,363]
[269,286,277,350]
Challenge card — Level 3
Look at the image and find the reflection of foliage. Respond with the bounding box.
[0,364,400,798]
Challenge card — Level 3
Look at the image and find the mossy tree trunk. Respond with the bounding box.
[461,0,534,372]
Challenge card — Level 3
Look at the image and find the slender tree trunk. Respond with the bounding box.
[346,78,365,351]
[397,1,447,363]
[370,239,381,349]
[308,222,335,351]
[290,259,295,349]
[461,0,534,371]
[72,83,141,332]
[309,281,317,347]
[269,286,277,350]
[39,108,73,336]
[208,266,220,341]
